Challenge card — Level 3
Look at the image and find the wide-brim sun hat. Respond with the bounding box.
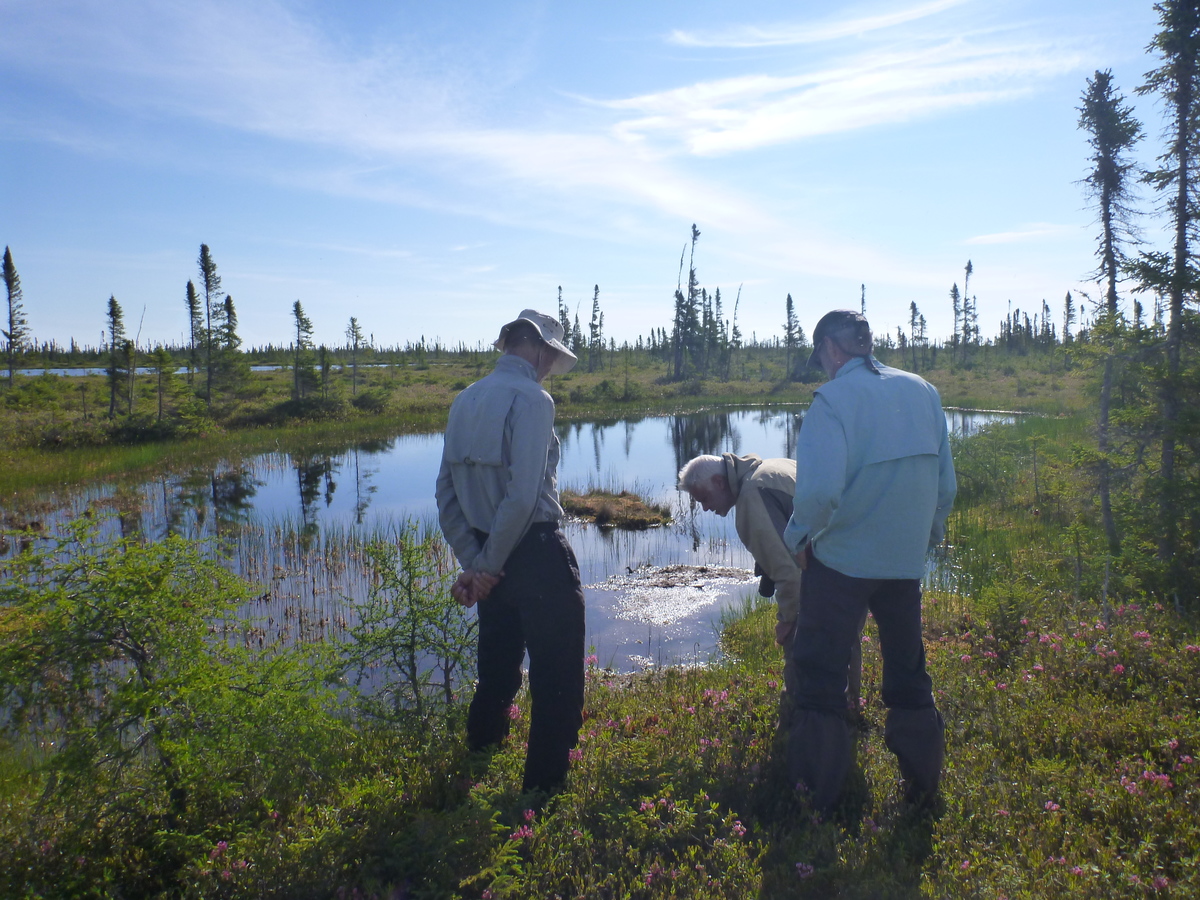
[494,308,578,375]
[807,309,872,369]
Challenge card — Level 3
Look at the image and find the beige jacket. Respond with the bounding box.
[722,453,800,624]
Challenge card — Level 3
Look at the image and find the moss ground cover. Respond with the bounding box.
[6,486,1200,897]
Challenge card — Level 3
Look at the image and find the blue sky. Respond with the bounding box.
[1,0,1167,351]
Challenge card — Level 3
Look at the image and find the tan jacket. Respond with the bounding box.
[722,453,800,624]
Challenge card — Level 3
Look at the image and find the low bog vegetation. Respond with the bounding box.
[2,414,1198,898]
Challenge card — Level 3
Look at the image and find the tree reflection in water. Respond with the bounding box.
[668,411,737,475]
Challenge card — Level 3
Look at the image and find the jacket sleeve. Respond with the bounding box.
[784,393,847,555]
[435,454,483,568]
[739,486,801,624]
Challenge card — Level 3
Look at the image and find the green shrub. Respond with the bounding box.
[339,525,476,723]
[0,518,350,898]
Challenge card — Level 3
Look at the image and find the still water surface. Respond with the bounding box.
[40,406,1011,671]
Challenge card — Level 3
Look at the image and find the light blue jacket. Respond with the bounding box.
[783,356,956,579]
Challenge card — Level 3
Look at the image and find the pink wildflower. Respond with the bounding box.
[1113,664,1125,674]
[1044,801,1060,811]
[507,704,520,720]
[509,825,533,841]
[961,655,971,662]
[585,654,598,666]
[569,748,583,762]
[997,808,1009,816]
[523,808,536,823]
[1121,776,1143,795]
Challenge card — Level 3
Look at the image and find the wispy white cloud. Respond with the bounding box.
[965,223,1073,245]
[604,37,1080,156]
[669,0,970,48]
[1,0,1096,332]
[1,0,777,235]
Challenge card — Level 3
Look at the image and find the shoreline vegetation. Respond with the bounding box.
[5,411,1200,897]
[0,342,1083,501]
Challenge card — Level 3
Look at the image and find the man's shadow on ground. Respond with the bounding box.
[743,697,938,900]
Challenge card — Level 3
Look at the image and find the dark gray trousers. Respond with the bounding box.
[466,524,586,794]
[788,555,944,810]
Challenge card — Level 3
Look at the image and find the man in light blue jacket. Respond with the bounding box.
[784,310,956,813]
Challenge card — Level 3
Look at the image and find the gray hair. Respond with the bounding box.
[677,455,725,491]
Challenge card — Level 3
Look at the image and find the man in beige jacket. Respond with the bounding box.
[678,453,863,709]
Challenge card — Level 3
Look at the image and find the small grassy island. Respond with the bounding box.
[559,488,673,529]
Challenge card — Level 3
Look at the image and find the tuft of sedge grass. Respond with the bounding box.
[560,488,673,529]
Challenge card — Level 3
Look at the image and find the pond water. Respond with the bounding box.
[28,406,1012,672]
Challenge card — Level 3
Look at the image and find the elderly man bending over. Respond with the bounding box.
[678,453,863,710]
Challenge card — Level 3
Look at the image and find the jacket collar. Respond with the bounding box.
[494,353,539,381]
[721,452,762,503]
